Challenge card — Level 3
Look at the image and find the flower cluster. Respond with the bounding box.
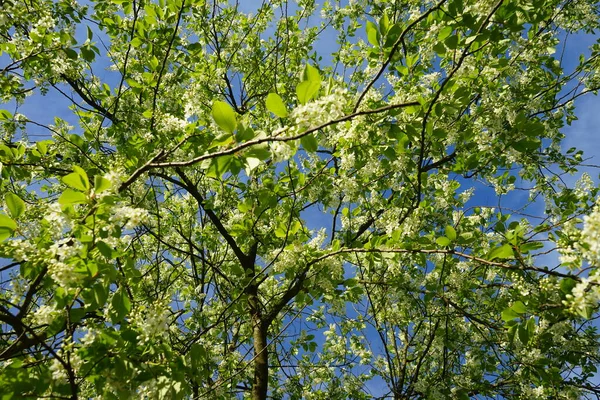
[270,141,295,162]
[110,206,149,229]
[289,89,347,129]
[564,273,600,315]
[157,113,188,135]
[44,203,71,237]
[131,302,170,345]
[580,203,600,264]
[47,238,84,288]
[30,304,60,327]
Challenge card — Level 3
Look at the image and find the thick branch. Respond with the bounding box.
[174,169,251,266]
[119,100,420,191]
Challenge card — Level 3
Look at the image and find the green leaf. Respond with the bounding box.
[384,23,402,48]
[96,241,113,259]
[94,176,112,194]
[518,322,530,345]
[86,261,98,277]
[436,236,451,247]
[507,324,517,345]
[244,157,261,176]
[527,317,536,337]
[130,37,143,48]
[190,343,207,370]
[445,225,457,241]
[520,241,544,253]
[296,80,321,105]
[92,284,108,308]
[0,214,16,241]
[209,133,234,149]
[488,244,514,260]
[560,278,576,294]
[577,305,594,319]
[300,134,318,152]
[58,189,88,205]
[64,47,78,60]
[444,35,459,50]
[80,46,95,62]
[5,193,25,219]
[111,289,131,323]
[379,13,390,34]
[70,308,86,323]
[511,301,527,314]
[206,155,233,179]
[0,110,13,121]
[511,139,540,152]
[237,125,256,142]
[212,101,237,134]
[438,25,453,41]
[36,140,52,155]
[274,225,287,238]
[304,64,321,83]
[433,42,447,55]
[245,143,271,160]
[266,93,288,118]
[366,21,379,46]
[501,308,519,321]
[406,53,419,68]
[62,166,90,191]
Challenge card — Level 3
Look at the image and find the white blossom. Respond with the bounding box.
[110,206,149,229]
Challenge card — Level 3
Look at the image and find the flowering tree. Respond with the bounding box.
[2,0,600,398]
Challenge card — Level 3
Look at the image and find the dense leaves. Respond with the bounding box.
[1,0,600,399]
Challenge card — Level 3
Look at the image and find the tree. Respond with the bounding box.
[2,0,600,398]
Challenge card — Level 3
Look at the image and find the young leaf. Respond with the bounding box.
[366,21,379,46]
[5,193,25,218]
[445,225,457,241]
[94,176,112,194]
[244,157,261,176]
[577,305,594,319]
[520,241,544,253]
[266,93,288,118]
[63,166,90,192]
[58,189,88,205]
[212,101,237,134]
[96,241,114,259]
[304,64,321,83]
[511,301,527,314]
[111,289,131,323]
[436,236,451,247]
[501,308,519,321]
[438,25,453,41]
[518,323,529,345]
[0,214,16,241]
[296,80,321,105]
[0,110,13,121]
[206,155,233,179]
[300,134,318,152]
[379,13,390,34]
[488,243,514,260]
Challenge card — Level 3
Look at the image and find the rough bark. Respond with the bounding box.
[251,309,268,400]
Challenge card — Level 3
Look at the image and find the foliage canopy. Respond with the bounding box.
[2,0,600,398]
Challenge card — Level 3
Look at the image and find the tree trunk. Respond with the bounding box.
[251,307,268,400]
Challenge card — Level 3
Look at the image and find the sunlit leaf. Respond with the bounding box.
[5,193,25,218]
[212,101,237,134]
[266,93,288,118]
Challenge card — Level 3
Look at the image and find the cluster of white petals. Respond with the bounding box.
[110,206,149,229]
[131,302,170,345]
[290,89,347,129]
